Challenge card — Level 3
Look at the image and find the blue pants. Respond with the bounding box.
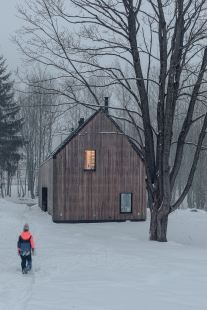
[20,253,32,271]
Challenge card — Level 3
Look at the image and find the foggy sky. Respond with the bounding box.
[0,0,151,76]
[0,0,25,72]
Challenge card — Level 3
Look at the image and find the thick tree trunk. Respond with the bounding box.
[150,207,169,242]
[149,194,159,241]
[149,187,170,242]
[157,210,168,242]
[149,205,158,240]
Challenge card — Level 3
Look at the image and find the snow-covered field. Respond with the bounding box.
[0,199,207,310]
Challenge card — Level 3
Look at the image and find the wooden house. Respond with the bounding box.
[38,108,146,222]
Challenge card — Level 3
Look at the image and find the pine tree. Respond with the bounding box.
[0,55,24,185]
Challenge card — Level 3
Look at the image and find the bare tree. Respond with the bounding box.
[171,87,207,210]
[14,0,207,241]
[19,70,60,198]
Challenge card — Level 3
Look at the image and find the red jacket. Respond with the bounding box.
[17,231,35,252]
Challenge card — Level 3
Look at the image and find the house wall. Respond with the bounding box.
[53,110,146,222]
[38,158,53,216]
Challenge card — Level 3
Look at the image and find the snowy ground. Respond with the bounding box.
[3,184,38,205]
[0,199,207,310]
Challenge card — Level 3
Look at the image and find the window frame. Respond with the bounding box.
[84,149,96,171]
[120,193,132,214]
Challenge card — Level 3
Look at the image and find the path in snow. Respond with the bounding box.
[1,199,207,310]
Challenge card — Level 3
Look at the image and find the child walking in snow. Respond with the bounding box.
[17,223,35,274]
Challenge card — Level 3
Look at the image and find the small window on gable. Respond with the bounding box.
[84,150,96,170]
[120,193,132,214]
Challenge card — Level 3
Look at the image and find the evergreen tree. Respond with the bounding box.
[0,55,24,182]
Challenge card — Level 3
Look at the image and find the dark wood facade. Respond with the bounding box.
[39,109,146,222]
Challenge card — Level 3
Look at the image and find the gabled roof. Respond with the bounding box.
[40,108,142,167]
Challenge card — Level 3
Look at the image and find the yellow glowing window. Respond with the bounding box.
[84,150,96,170]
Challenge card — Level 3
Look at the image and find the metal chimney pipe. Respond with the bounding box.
[78,118,84,127]
[104,97,109,113]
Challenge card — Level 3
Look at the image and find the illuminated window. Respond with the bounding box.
[120,193,132,213]
[84,150,96,170]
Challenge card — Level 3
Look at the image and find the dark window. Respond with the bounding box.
[120,193,132,213]
[84,150,96,170]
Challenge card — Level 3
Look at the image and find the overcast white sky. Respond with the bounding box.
[0,0,152,80]
[0,0,25,72]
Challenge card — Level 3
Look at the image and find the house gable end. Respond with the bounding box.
[40,108,143,166]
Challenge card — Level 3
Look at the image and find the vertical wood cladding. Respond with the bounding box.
[52,110,146,222]
[38,158,53,216]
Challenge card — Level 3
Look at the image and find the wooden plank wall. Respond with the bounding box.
[53,110,146,222]
[38,158,53,215]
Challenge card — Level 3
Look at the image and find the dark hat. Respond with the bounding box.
[23,223,29,231]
